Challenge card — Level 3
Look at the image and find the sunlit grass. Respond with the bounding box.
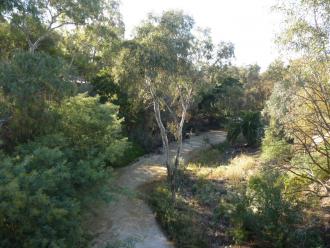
[186,152,259,183]
[147,146,262,247]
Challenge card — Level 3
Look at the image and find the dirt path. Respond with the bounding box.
[88,130,226,248]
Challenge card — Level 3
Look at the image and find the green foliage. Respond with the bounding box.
[115,142,145,167]
[226,120,242,145]
[218,171,324,247]
[191,177,223,206]
[148,182,208,248]
[0,94,129,247]
[0,52,75,148]
[0,21,27,60]
[0,52,73,102]
[63,17,124,82]
[56,94,128,166]
[91,70,119,103]
[92,64,161,152]
[261,127,292,163]
[195,76,243,127]
[0,144,85,248]
[276,0,330,59]
[241,111,263,146]
[3,0,109,52]
[263,60,330,194]
[227,111,263,146]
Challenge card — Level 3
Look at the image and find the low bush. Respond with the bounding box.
[186,152,258,183]
[148,182,208,248]
[218,171,324,247]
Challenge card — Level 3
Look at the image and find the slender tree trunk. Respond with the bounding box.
[28,38,44,53]
[146,78,172,182]
[153,99,171,178]
[146,78,191,203]
[171,105,187,202]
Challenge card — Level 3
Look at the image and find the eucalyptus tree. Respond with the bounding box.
[265,0,330,196]
[276,0,330,61]
[114,11,228,201]
[62,19,124,81]
[1,0,119,53]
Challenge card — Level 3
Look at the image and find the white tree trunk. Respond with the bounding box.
[146,78,191,202]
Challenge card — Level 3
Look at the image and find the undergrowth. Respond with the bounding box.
[145,142,326,248]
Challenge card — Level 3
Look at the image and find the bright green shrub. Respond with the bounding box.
[0,132,118,247]
[19,134,111,198]
[56,94,128,167]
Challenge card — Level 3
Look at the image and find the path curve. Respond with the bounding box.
[88,130,226,248]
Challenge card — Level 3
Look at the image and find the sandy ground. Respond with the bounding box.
[87,130,227,248]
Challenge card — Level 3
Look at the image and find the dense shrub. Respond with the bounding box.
[218,171,323,247]
[0,52,75,148]
[148,182,208,248]
[226,120,242,145]
[191,76,244,129]
[0,146,84,248]
[56,94,128,166]
[91,69,162,152]
[0,94,129,247]
[227,111,263,146]
[115,142,145,167]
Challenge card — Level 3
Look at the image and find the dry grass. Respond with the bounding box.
[186,152,259,183]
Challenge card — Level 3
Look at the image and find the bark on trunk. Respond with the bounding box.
[147,78,171,181]
[147,78,190,203]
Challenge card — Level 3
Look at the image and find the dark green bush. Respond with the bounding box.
[226,119,242,145]
[91,69,162,153]
[114,142,145,167]
[227,111,263,146]
[241,111,263,146]
[0,52,75,148]
[0,134,115,247]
